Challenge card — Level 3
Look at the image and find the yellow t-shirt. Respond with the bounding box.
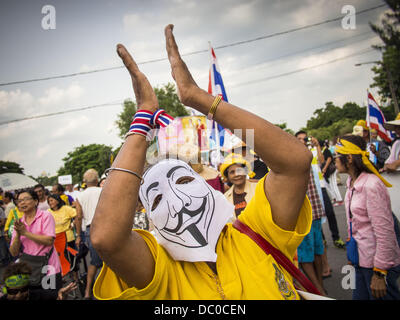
[49,206,77,242]
[93,176,312,300]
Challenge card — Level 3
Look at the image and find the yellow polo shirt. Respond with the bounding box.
[93,176,312,300]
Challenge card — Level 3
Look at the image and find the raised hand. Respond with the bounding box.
[116,44,158,112]
[164,24,200,106]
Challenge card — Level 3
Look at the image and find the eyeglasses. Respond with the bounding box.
[6,286,29,295]
[15,197,33,204]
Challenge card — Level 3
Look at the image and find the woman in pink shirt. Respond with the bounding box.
[335,134,400,300]
[9,189,62,299]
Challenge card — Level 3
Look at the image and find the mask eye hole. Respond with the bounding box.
[176,176,194,185]
[151,194,162,211]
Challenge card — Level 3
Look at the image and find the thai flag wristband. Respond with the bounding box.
[125,109,174,140]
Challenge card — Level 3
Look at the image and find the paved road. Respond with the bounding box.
[320,176,353,300]
[321,174,400,300]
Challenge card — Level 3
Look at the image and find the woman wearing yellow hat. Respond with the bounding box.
[335,134,400,300]
[220,153,257,217]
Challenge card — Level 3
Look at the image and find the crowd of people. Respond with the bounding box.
[1,24,400,301]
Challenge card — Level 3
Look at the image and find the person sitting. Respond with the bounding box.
[90,25,313,300]
[220,153,257,217]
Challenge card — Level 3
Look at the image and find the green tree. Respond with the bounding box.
[302,101,368,141]
[115,82,190,139]
[58,144,113,183]
[275,122,294,135]
[35,175,58,187]
[369,0,400,116]
[0,161,24,174]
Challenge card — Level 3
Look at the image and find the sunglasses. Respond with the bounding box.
[6,286,29,295]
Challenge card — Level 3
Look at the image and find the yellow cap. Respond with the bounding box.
[219,153,255,179]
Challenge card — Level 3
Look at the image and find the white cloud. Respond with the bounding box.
[2,150,23,164]
[52,115,90,138]
[38,83,84,108]
[36,145,51,159]
[0,89,35,116]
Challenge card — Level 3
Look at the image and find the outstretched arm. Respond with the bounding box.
[90,44,157,289]
[165,24,312,231]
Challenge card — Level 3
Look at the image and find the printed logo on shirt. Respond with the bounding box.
[273,263,296,300]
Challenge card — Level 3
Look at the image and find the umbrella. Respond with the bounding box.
[0,173,38,191]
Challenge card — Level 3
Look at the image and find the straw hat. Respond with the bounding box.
[383,113,400,131]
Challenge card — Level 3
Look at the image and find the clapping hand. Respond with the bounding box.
[13,220,27,236]
[116,43,158,113]
[164,24,200,106]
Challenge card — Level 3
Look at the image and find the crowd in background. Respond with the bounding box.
[1,112,400,300]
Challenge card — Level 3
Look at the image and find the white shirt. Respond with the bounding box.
[37,200,50,212]
[76,186,102,230]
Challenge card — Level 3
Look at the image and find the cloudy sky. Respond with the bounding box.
[0,0,389,178]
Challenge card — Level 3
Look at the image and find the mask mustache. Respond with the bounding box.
[163,197,207,235]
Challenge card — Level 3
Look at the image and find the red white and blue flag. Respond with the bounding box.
[366,91,394,143]
[208,43,227,147]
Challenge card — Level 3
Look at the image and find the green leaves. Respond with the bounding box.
[0,161,24,174]
[115,83,189,139]
[57,144,113,184]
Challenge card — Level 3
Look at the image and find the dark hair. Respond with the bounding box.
[47,193,65,209]
[16,188,39,202]
[295,130,307,137]
[224,163,247,183]
[3,262,32,283]
[4,191,14,201]
[337,135,375,177]
[53,183,65,193]
[33,184,45,191]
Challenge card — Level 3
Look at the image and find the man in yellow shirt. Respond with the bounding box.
[90,25,313,300]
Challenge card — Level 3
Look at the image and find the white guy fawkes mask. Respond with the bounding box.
[139,159,234,262]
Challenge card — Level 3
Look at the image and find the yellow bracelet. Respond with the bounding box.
[207,95,222,120]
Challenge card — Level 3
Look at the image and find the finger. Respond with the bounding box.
[116,44,140,75]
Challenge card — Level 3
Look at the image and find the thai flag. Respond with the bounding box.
[208,43,227,147]
[366,92,394,143]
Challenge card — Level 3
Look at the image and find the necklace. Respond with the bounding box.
[210,273,226,300]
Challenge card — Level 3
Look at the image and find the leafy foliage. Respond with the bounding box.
[57,144,113,183]
[115,83,190,139]
[369,0,400,116]
[0,161,24,174]
[302,101,367,140]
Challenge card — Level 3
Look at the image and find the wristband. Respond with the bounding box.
[125,109,174,140]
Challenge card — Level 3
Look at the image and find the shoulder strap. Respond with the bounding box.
[233,219,321,295]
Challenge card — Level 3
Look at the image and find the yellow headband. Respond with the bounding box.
[336,138,392,187]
